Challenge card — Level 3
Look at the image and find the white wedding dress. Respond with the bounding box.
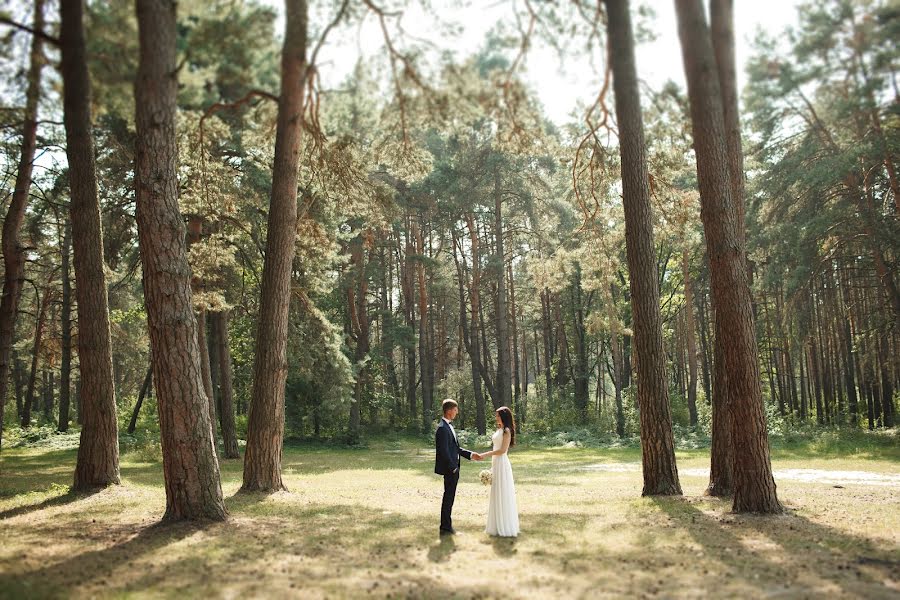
[485,427,519,537]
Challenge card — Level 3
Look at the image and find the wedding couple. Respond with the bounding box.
[434,398,519,537]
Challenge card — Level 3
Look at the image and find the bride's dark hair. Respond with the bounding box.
[496,406,516,447]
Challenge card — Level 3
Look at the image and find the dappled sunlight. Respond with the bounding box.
[0,440,897,598]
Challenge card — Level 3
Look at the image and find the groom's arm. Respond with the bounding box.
[459,447,473,461]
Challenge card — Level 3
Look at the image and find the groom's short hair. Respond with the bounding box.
[441,398,458,414]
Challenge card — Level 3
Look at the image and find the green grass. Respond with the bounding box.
[0,432,898,599]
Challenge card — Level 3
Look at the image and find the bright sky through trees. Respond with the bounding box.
[264,0,803,125]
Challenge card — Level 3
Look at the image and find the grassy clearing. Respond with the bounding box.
[0,433,898,599]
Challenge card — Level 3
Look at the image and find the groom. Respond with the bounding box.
[435,398,481,535]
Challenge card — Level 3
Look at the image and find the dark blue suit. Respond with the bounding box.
[435,418,473,533]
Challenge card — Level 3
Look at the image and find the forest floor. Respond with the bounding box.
[0,431,898,599]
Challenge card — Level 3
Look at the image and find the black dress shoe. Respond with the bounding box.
[439,528,456,535]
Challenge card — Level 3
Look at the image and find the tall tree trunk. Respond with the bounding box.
[135,0,225,520]
[402,225,418,424]
[212,311,240,458]
[678,0,780,512]
[58,221,72,433]
[493,168,512,409]
[22,288,52,428]
[607,0,681,496]
[0,0,45,450]
[414,223,432,432]
[242,0,308,492]
[348,231,369,443]
[541,288,554,408]
[509,265,522,424]
[452,230,487,434]
[62,0,121,489]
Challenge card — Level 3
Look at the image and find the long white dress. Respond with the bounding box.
[485,427,519,537]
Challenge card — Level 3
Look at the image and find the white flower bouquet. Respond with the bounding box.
[479,469,493,486]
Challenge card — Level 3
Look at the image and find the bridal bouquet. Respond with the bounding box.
[479,469,493,486]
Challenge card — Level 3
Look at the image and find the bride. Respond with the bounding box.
[478,406,520,537]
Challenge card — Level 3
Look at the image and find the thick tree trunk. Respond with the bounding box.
[58,222,73,432]
[0,0,45,449]
[242,0,307,492]
[62,0,121,489]
[212,311,240,458]
[678,0,780,512]
[607,0,681,496]
[135,0,225,520]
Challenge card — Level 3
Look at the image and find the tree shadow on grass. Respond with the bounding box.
[0,486,93,520]
[651,496,898,598]
[0,519,211,600]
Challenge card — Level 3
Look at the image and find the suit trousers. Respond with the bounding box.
[441,469,460,532]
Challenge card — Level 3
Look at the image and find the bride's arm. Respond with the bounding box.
[479,429,512,457]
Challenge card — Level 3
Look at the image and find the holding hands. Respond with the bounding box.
[472,452,483,461]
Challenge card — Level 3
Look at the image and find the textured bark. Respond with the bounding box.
[607,0,681,496]
[242,0,307,492]
[0,0,45,449]
[540,288,554,407]
[677,0,780,512]
[62,0,121,490]
[212,311,240,458]
[58,222,73,432]
[707,308,734,498]
[135,0,226,520]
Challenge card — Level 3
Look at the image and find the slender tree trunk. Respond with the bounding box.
[682,250,699,426]
[58,222,73,432]
[414,223,432,432]
[678,0,780,512]
[0,0,45,450]
[135,0,225,520]
[22,288,52,428]
[242,0,308,492]
[571,266,590,421]
[541,288,554,407]
[127,367,153,435]
[211,311,240,458]
[607,0,681,496]
[493,168,512,409]
[509,265,522,424]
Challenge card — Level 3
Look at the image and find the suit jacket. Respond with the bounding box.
[434,419,473,475]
